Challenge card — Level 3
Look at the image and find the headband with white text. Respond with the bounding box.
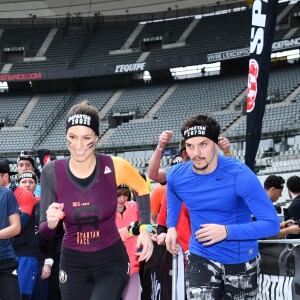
[182,125,219,144]
[66,114,99,137]
[18,172,37,183]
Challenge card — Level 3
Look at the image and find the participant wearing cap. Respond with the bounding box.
[0,160,17,184]
[17,153,41,197]
[165,114,280,299]
[17,154,35,172]
[0,160,35,229]
[0,160,37,299]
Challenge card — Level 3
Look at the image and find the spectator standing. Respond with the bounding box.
[264,175,285,204]
[0,185,21,300]
[286,175,300,239]
[262,175,300,239]
[264,174,285,216]
[165,114,280,299]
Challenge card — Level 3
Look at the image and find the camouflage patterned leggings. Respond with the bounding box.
[185,252,261,300]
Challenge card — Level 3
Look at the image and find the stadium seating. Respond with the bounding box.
[0,3,297,75]
[31,89,115,150]
[0,93,31,125]
[1,2,300,181]
[106,83,170,118]
[0,26,51,58]
[73,21,141,68]
[1,61,300,160]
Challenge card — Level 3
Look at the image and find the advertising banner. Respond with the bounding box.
[245,0,278,171]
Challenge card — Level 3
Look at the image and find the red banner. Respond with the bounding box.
[0,73,42,81]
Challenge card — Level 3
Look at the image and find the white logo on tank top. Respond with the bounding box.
[104,166,112,174]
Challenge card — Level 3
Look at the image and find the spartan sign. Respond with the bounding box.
[74,206,99,232]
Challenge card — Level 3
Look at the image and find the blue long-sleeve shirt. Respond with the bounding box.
[166,155,280,264]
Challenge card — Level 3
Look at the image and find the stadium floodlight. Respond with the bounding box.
[271,49,300,63]
[0,81,8,92]
[143,71,152,82]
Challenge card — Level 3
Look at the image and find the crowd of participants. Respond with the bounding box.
[1,102,300,300]
[0,153,63,300]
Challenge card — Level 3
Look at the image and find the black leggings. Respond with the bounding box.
[60,272,128,300]
[0,258,21,300]
[59,240,129,300]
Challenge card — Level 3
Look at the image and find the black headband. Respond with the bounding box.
[182,125,219,144]
[118,184,129,189]
[66,114,99,137]
[18,172,37,183]
[171,156,183,166]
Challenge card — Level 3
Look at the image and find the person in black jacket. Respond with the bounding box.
[286,176,300,239]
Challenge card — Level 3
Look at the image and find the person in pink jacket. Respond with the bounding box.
[116,184,141,300]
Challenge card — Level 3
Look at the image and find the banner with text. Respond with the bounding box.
[258,241,300,299]
[140,243,172,300]
[245,0,278,171]
[141,240,300,299]
[207,37,300,62]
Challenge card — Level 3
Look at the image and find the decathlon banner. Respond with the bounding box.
[245,0,278,171]
[258,240,300,299]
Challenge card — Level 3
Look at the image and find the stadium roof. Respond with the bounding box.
[0,0,245,19]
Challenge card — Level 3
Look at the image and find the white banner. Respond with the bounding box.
[258,239,300,299]
[207,37,300,62]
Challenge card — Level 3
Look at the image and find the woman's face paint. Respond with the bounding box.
[66,126,98,162]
